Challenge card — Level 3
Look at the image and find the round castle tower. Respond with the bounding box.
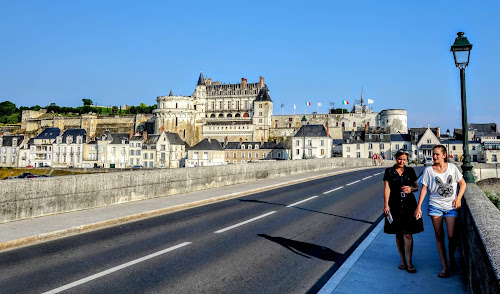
[378,109,408,134]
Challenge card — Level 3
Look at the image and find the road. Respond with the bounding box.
[0,167,390,294]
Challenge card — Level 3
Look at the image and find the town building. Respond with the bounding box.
[186,138,225,167]
[52,129,87,168]
[0,135,27,167]
[292,125,332,159]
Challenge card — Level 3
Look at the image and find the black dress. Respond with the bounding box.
[383,166,424,234]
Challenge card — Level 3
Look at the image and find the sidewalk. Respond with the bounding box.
[319,179,469,294]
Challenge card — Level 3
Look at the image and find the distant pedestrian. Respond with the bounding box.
[372,153,378,166]
[383,149,423,274]
[415,145,466,278]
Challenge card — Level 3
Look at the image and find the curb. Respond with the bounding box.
[0,166,378,252]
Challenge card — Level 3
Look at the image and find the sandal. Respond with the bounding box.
[398,264,407,270]
[438,271,449,278]
[407,266,416,273]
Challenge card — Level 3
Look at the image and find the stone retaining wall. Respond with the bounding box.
[460,184,500,294]
[0,158,392,223]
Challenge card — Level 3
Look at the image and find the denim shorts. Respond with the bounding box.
[428,204,458,217]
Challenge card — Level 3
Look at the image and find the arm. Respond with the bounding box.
[401,180,419,194]
[414,184,427,219]
[384,181,391,215]
[453,178,466,210]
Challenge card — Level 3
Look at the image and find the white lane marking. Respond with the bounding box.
[346,180,361,186]
[362,176,372,180]
[373,172,382,176]
[287,196,318,207]
[214,211,277,234]
[323,186,344,194]
[43,242,192,294]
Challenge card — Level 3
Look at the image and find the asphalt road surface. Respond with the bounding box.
[0,167,396,294]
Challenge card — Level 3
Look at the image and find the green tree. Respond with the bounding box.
[82,99,93,106]
[0,101,17,116]
[112,106,119,114]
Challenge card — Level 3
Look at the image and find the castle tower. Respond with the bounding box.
[193,71,207,120]
[252,86,273,141]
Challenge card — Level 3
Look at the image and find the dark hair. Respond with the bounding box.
[433,144,448,162]
[394,149,409,159]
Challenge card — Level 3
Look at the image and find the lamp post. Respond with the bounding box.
[446,129,451,159]
[301,116,307,159]
[451,32,474,183]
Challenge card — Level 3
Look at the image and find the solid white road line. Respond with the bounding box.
[362,176,372,180]
[43,242,192,294]
[346,180,361,186]
[214,211,277,234]
[323,186,344,194]
[287,196,318,207]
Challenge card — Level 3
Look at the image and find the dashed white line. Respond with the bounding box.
[362,176,372,180]
[287,196,318,207]
[373,172,382,176]
[346,180,361,186]
[43,242,192,294]
[323,186,344,194]
[214,211,277,233]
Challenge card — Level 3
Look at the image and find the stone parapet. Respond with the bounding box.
[460,183,500,293]
[0,158,394,223]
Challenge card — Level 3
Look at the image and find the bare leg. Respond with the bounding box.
[445,216,458,270]
[431,216,448,275]
[395,234,407,267]
[404,234,414,268]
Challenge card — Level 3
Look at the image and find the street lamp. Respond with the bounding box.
[451,32,474,183]
[446,129,451,159]
[301,116,307,159]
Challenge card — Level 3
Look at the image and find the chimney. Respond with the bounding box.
[143,131,147,141]
[261,136,264,144]
[160,126,165,133]
[325,122,329,137]
[239,137,243,144]
[207,78,212,85]
[241,78,247,87]
[207,138,211,143]
[224,136,228,146]
[129,131,133,140]
[436,126,440,137]
[259,76,264,88]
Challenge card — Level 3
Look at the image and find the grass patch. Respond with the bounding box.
[484,191,500,210]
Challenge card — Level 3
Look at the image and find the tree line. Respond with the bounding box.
[0,99,157,124]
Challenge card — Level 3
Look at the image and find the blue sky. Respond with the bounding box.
[1,1,499,132]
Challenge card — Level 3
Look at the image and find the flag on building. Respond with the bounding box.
[367,99,374,104]
[342,100,349,105]
[293,104,296,109]
[317,102,322,107]
[306,102,311,106]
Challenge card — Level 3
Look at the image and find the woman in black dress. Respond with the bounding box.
[383,150,424,273]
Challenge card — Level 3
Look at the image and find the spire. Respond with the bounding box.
[360,87,364,106]
[169,90,173,96]
[197,70,205,86]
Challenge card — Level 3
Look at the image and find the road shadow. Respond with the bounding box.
[240,199,373,224]
[257,234,342,262]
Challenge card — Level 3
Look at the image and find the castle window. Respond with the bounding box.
[353,122,356,127]
[336,122,338,127]
[176,103,178,108]
[175,117,178,126]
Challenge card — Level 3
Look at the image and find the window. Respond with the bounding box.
[307,140,312,147]
[248,153,252,158]
[130,150,134,155]
[368,143,373,149]
[356,144,360,150]
[130,159,134,165]
[347,147,350,152]
[233,152,236,158]
[493,155,497,162]
[143,153,148,159]
[427,139,431,144]
[395,144,400,150]
[136,150,140,155]
[369,151,373,158]
[403,144,408,150]
[472,146,476,151]
[321,149,324,155]
[259,104,263,108]
[453,146,456,151]
[321,140,324,146]
[255,153,259,159]
[356,152,361,158]
[380,143,384,149]
[296,140,300,146]
[150,153,153,159]
[296,149,300,155]
[242,153,245,158]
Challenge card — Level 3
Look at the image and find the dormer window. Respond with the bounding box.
[255,145,259,149]
[241,145,245,149]
[248,145,252,149]
[12,138,17,146]
[122,140,126,145]
[0,138,3,146]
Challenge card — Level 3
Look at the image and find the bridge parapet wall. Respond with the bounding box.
[0,158,393,223]
[460,184,500,293]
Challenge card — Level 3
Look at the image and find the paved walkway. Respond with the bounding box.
[0,166,469,293]
[319,178,469,294]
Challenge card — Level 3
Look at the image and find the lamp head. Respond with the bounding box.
[451,32,473,68]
